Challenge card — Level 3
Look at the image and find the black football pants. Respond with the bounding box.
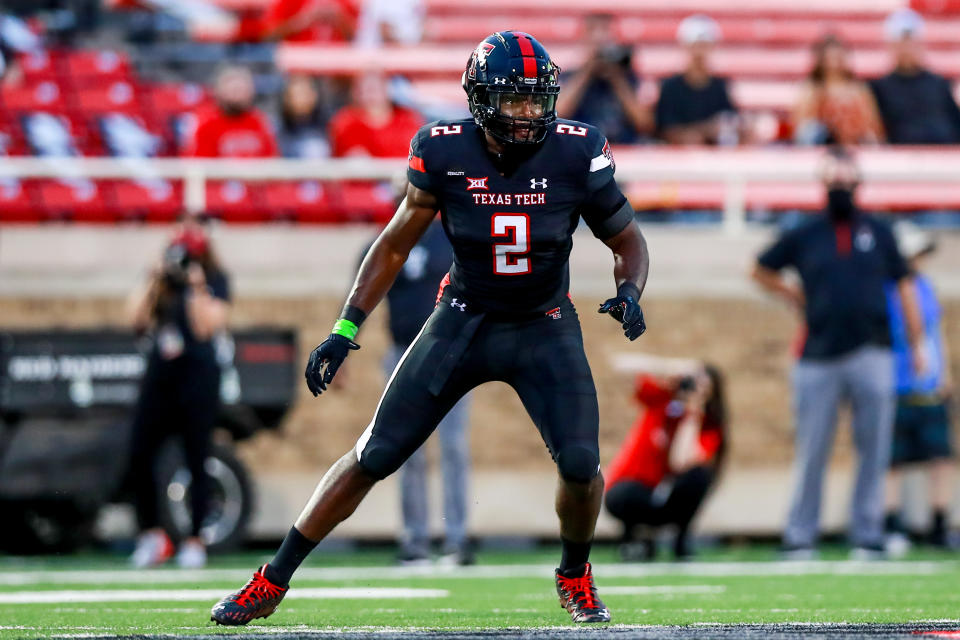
[356,285,600,483]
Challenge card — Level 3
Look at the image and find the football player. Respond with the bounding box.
[211,31,649,626]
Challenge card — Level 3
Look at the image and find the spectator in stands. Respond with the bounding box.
[884,221,956,553]
[604,355,726,561]
[127,214,231,569]
[184,65,278,158]
[254,0,357,43]
[655,15,740,146]
[793,34,884,146]
[871,9,960,144]
[328,72,422,157]
[277,74,330,158]
[355,0,423,48]
[752,147,925,560]
[556,12,651,144]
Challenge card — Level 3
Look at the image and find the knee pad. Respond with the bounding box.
[356,442,403,480]
[556,445,600,483]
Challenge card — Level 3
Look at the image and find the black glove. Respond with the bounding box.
[304,333,360,397]
[599,283,646,341]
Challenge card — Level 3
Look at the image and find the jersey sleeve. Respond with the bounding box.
[579,128,634,240]
[406,125,439,194]
[757,228,800,271]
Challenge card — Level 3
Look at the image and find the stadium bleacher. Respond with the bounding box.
[2,0,960,223]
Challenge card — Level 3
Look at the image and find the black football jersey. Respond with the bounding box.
[407,118,633,314]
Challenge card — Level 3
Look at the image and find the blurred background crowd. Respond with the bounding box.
[2,0,960,223]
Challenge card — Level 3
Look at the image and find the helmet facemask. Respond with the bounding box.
[473,88,558,145]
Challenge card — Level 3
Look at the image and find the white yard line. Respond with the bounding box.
[0,587,448,604]
[603,585,727,595]
[0,560,953,586]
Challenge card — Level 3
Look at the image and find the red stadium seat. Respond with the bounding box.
[339,181,397,224]
[146,83,212,146]
[262,181,342,223]
[16,50,58,83]
[420,15,960,47]
[61,50,133,80]
[0,114,28,156]
[108,179,183,222]
[911,0,960,13]
[146,83,211,119]
[0,179,42,222]
[205,180,267,222]
[73,81,143,117]
[36,179,115,222]
[0,81,68,114]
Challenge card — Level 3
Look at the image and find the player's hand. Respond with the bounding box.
[599,284,646,341]
[304,334,360,397]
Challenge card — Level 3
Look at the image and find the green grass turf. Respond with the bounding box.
[0,546,958,638]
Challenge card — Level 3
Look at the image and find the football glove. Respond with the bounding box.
[304,333,360,397]
[599,283,646,341]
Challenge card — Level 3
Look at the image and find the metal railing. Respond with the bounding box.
[2,147,959,234]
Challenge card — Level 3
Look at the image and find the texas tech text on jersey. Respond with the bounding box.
[407,118,633,315]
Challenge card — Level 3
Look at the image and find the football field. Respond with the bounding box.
[1,546,959,639]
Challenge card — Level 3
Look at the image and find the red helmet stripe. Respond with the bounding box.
[513,32,538,79]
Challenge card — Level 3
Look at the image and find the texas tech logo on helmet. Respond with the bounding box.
[476,42,495,68]
[467,42,496,81]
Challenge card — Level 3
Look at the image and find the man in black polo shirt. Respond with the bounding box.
[752,148,925,559]
[655,14,739,145]
[870,9,960,145]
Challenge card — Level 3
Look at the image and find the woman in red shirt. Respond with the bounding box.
[604,356,727,560]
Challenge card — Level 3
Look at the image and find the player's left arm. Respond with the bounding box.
[578,131,649,340]
[598,219,649,340]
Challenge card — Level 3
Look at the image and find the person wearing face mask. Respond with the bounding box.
[184,65,279,158]
[751,147,926,560]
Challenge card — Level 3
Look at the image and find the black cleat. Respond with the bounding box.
[555,562,611,623]
[210,564,288,626]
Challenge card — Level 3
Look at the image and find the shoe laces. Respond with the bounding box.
[557,562,600,610]
[234,569,285,609]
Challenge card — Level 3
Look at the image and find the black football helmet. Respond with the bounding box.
[462,31,560,145]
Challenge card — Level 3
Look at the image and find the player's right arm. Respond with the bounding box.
[304,183,439,396]
[344,184,439,316]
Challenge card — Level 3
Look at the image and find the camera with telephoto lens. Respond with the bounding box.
[597,44,633,69]
[161,243,193,289]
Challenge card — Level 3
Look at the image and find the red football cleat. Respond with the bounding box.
[210,564,288,626]
[555,562,611,623]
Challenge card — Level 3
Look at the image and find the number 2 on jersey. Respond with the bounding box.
[491,213,531,275]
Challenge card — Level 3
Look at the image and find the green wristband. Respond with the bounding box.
[332,319,359,341]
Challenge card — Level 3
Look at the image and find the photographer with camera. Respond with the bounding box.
[126,215,231,568]
[556,12,652,144]
[604,354,727,561]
